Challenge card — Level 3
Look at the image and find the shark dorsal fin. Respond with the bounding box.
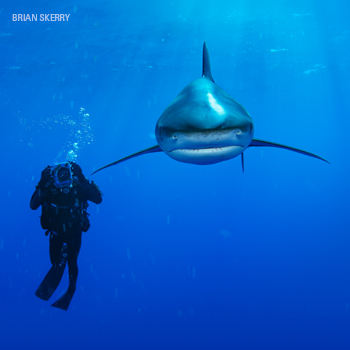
[202,41,214,82]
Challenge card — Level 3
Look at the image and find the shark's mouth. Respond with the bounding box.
[167,145,244,165]
[171,145,242,153]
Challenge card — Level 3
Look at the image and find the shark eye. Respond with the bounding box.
[173,134,178,139]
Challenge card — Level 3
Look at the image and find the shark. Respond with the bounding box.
[92,42,328,175]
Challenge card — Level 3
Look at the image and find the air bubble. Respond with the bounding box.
[18,107,94,163]
[67,150,77,161]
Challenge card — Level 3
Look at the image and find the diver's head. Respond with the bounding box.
[53,162,73,188]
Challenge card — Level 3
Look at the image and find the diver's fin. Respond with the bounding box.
[51,288,75,311]
[241,153,245,173]
[91,145,163,175]
[202,41,214,82]
[249,139,330,164]
[35,263,66,301]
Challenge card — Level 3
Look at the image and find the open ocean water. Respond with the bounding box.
[0,1,349,349]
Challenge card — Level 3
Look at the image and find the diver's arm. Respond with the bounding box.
[78,179,102,204]
[72,164,102,204]
[30,166,52,210]
[30,187,45,210]
[88,181,103,204]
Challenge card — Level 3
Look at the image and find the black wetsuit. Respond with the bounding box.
[30,176,102,309]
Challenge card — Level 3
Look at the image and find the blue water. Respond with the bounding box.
[1,1,349,349]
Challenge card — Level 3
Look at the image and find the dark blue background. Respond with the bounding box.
[0,1,349,349]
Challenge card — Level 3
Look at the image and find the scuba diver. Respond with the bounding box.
[30,162,102,311]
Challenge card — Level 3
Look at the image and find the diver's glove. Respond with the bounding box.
[71,163,85,183]
[38,166,52,190]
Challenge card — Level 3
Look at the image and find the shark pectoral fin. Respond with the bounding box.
[202,41,214,82]
[91,145,163,175]
[249,139,330,164]
[241,153,245,173]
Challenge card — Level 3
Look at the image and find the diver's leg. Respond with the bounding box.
[35,233,66,301]
[49,232,63,266]
[51,232,81,311]
[67,232,82,291]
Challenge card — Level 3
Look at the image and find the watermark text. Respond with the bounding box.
[12,14,71,22]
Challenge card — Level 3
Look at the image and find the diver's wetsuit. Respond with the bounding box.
[31,173,102,310]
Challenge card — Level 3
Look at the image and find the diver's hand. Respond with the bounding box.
[38,166,52,190]
[71,163,85,183]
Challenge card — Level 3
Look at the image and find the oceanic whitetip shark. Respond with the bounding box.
[92,42,328,175]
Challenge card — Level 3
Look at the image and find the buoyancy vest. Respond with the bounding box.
[40,177,90,234]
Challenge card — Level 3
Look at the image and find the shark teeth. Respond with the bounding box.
[180,148,223,152]
[167,145,244,165]
[174,146,240,152]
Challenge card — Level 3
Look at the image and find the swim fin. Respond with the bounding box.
[51,287,75,311]
[35,263,66,301]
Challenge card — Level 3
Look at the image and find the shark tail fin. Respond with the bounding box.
[249,139,330,164]
[202,41,214,82]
